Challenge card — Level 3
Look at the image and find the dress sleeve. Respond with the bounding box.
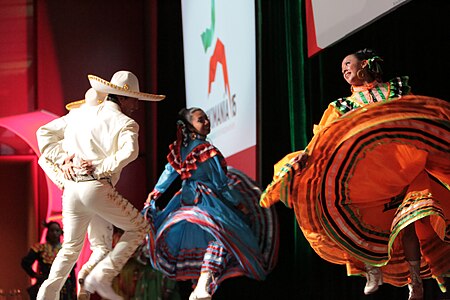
[153,163,179,193]
[93,120,139,179]
[209,156,229,188]
[209,156,239,205]
[312,105,341,135]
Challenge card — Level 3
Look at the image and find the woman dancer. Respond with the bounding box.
[144,107,278,300]
[260,49,450,300]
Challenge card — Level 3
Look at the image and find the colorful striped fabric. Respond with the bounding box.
[31,242,61,264]
[261,95,450,290]
[167,140,227,179]
[332,76,411,115]
[142,167,279,294]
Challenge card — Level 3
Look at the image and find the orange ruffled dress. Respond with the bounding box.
[261,78,450,291]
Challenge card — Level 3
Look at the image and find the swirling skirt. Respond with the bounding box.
[143,167,279,293]
[261,95,450,291]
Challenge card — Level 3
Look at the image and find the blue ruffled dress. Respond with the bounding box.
[143,137,278,293]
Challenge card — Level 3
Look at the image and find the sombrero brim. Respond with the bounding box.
[65,98,104,111]
[88,75,166,102]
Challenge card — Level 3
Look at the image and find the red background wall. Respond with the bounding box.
[0,0,163,294]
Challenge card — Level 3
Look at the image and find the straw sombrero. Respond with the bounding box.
[65,88,106,111]
[88,70,165,101]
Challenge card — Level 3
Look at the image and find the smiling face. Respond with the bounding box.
[341,54,367,86]
[190,109,210,136]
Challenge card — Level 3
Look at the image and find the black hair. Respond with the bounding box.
[177,107,204,146]
[43,221,61,229]
[353,48,383,80]
[106,94,120,105]
[42,221,63,242]
[178,107,204,124]
[353,48,378,60]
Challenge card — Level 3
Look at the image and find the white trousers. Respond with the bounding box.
[78,215,113,280]
[37,179,149,300]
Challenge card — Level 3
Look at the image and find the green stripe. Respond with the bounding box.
[376,85,386,101]
[319,213,389,265]
[358,91,369,104]
[320,128,449,263]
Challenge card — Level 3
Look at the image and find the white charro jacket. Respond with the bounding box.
[36,101,139,187]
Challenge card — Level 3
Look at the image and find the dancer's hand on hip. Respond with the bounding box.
[61,154,76,180]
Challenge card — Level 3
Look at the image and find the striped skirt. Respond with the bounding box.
[261,95,450,291]
[143,167,279,294]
